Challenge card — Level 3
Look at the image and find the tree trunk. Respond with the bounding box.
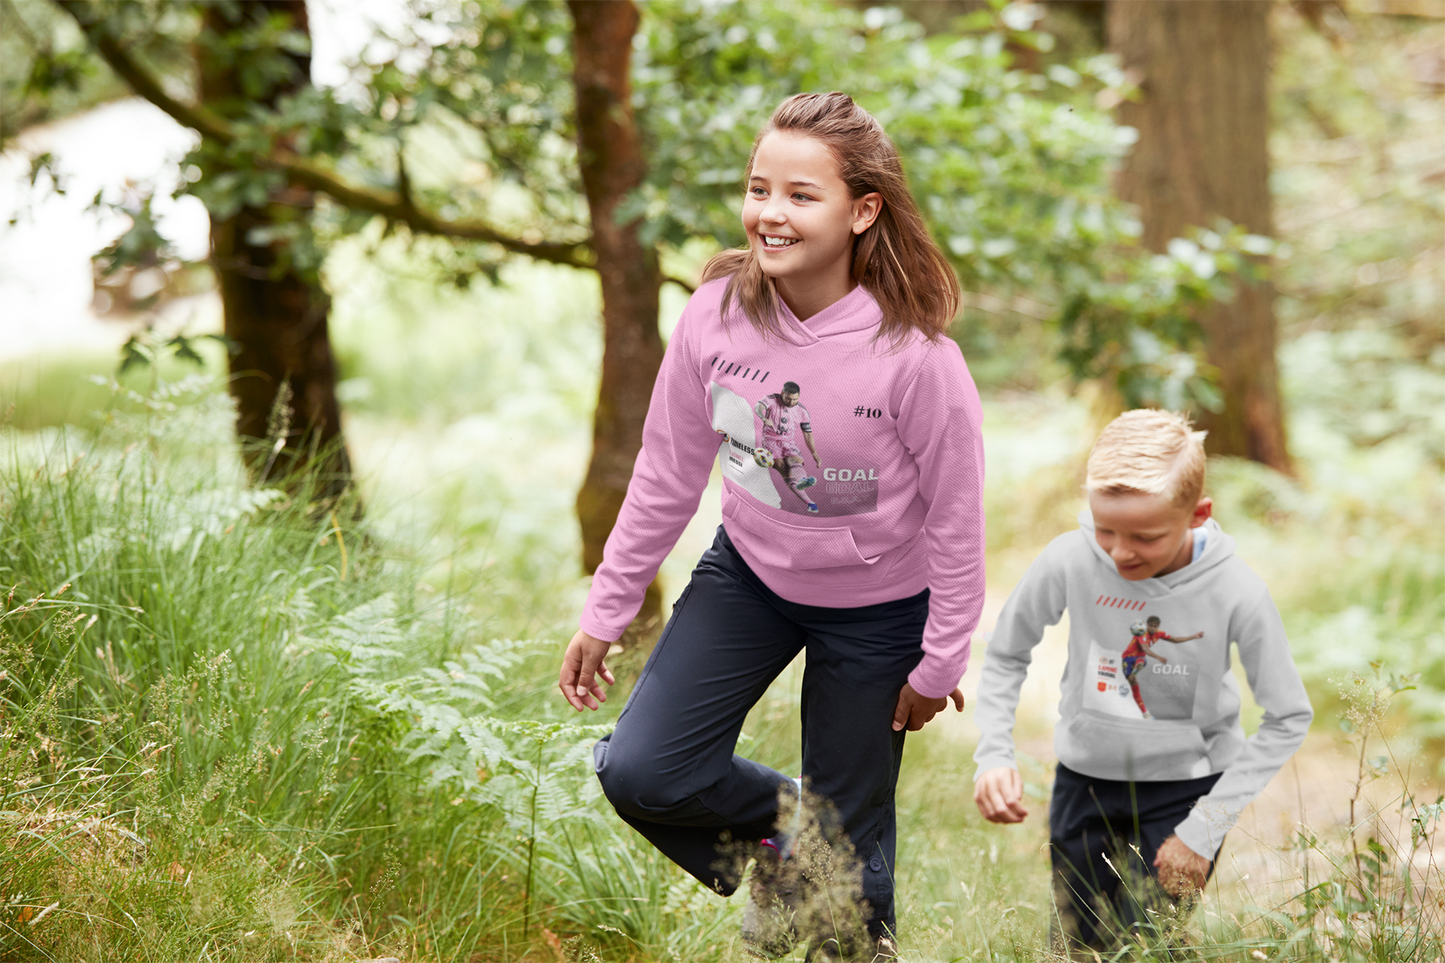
[568,0,666,640]
[198,1,352,500]
[1109,0,1291,472]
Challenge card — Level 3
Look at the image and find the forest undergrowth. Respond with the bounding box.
[0,349,1440,962]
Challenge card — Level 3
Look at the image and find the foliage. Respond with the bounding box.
[0,0,126,142]
[1193,668,1444,963]
[0,379,501,960]
[1271,4,1443,362]
[1268,2,1445,471]
[17,0,1272,411]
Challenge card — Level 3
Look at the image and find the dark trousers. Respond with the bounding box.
[593,526,929,936]
[1048,762,1223,951]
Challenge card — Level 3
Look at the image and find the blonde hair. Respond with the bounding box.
[1086,410,1208,508]
[701,92,960,344]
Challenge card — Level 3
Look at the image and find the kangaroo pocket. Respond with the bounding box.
[721,487,873,572]
[1063,713,1210,781]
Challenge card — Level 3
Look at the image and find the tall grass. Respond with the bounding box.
[0,378,644,962]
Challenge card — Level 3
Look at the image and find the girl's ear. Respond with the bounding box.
[852,192,883,235]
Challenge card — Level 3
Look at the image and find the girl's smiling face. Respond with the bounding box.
[743,131,881,318]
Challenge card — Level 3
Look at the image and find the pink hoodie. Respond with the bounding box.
[580,278,986,698]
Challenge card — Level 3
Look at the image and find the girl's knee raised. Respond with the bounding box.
[593,734,684,817]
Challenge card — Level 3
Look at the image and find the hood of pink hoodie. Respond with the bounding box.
[771,282,887,342]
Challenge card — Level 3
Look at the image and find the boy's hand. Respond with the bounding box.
[891,682,964,732]
[1154,834,1211,897]
[974,767,1029,823]
[558,628,616,711]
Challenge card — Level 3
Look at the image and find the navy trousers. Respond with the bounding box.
[593,526,929,936]
[1048,762,1223,950]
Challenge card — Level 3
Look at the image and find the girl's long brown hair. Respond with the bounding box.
[701,92,960,343]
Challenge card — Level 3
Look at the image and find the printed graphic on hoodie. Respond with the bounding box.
[711,380,879,517]
[1086,614,1203,721]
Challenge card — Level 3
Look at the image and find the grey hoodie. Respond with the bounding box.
[972,511,1313,858]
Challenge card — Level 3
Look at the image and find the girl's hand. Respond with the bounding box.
[558,628,617,711]
[974,767,1029,824]
[891,682,964,732]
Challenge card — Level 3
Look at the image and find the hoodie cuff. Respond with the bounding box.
[578,611,626,644]
[1173,807,1234,860]
[907,658,965,701]
[971,755,1018,782]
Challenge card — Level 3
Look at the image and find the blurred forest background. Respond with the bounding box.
[0,0,1441,960]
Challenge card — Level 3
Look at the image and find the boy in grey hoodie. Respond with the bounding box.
[972,410,1312,954]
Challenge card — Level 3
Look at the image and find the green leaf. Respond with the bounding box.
[118,335,152,375]
[168,335,205,367]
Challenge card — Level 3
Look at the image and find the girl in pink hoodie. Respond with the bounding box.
[557,92,985,961]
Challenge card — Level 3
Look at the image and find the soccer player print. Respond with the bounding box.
[1121,616,1204,720]
[755,381,824,514]
[1120,620,1165,719]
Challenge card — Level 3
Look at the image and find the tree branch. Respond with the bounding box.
[55,0,594,270]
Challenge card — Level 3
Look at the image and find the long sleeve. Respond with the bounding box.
[896,342,987,699]
[970,546,1069,774]
[1173,589,1313,858]
[579,303,720,641]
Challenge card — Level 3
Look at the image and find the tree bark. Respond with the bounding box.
[568,0,665,638]
[1109,0,1291,472]
[197,1,352,499]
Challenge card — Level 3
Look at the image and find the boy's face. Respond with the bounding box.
[1089,490,1212,581]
